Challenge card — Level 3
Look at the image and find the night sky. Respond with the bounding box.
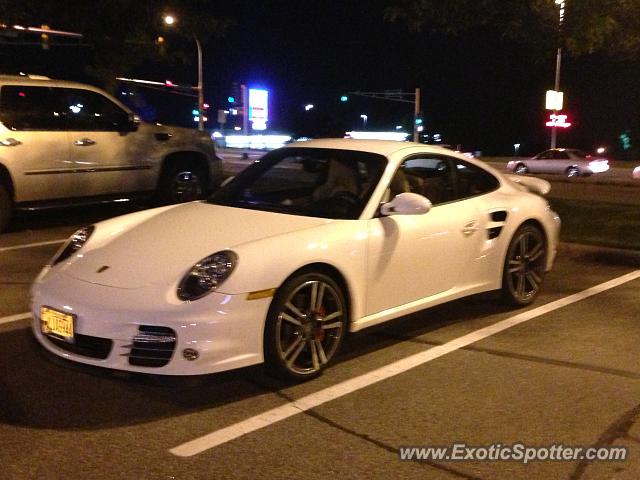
[1,1,639,157]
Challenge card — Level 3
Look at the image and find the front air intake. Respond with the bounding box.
[123,326,176,367]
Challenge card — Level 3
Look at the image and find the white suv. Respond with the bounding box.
[0,75,223,232]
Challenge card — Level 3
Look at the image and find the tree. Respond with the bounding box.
[385,0,640,60]
[0,0,233,91]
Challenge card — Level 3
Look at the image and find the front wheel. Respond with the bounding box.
[264,272,347,381]
[502,225,547,306]
[158,163,207,204]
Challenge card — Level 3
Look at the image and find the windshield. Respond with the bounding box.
[209,147,387,219]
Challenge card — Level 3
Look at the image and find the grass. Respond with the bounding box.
[549,197,640,250]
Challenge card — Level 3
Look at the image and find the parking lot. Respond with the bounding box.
[1,195,639,479]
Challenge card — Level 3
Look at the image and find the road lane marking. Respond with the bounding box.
[0,239,65,253]
[170,269,640,457]
[0,312,31,326]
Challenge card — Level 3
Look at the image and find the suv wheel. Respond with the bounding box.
[0,183,12,233]
[159,163,207,204]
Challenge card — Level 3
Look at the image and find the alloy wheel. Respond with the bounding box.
[171,170,203,202]
[514,163,528,175]
[273,278,345,377]
[504,226,546,305]
[566,166,580,178]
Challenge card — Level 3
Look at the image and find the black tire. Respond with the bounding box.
[566,166,580,178]
[158,162,207,204]
[501,225,547,307]
[514,163,529,175]
[264,272,348,381]
[0,183,12,233]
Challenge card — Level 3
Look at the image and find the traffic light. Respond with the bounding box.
[619,132,632,150]
[340,95,348,102]
[155,36,166,56]
[40,24,50,50]
[230,82,241,105]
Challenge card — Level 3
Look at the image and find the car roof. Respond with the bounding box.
[285,138,461,158]
[0,74,102,91]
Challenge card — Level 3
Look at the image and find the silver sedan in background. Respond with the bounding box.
[507,148,610,178]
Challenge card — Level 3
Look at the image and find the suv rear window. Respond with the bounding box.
[0,86,66,131]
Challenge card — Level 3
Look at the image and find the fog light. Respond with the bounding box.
[182,348,199,361]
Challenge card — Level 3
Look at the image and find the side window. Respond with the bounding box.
[453,160,499,200]
[390,156,454,205]
[0,86,66,131]
[553,150,570,160]
[63,88,130,131]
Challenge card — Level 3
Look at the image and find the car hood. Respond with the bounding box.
[61,202,330,289]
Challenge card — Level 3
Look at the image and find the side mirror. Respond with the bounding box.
[380,192,432,216]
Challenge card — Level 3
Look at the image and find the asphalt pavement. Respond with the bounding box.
[1,200,640,479]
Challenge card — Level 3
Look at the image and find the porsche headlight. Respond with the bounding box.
[51,225,95,266]
[178,251,237,301]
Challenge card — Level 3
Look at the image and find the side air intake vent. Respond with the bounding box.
[491,210,508,222]
[487,210,508,239]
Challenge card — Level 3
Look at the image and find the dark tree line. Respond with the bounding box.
[0,0,232,90]
[386,0,640,60]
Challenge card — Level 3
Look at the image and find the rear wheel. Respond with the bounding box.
[514,163,528,175]
[0,183,12,233]
[566,166,580,178]
[264,272,347,381]
[502,225,547,306]
[158,163,207,204]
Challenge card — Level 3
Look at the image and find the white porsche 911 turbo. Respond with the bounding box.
[31,139,560,380]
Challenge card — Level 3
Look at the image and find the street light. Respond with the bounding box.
[550,0,565,148]
[163,14,205,131]
[360,114,368,129]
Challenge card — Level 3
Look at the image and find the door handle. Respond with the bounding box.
[74,138,96,146]
[462,220,479,236]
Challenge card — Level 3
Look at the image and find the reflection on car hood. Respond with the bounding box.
[61,202,330,289]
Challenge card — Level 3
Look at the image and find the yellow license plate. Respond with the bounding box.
[41,306,75,343]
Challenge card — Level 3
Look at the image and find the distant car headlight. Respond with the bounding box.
[178,251,237,301]
[51,225,95,266]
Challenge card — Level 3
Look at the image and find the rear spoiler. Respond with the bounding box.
[505,174,551,196]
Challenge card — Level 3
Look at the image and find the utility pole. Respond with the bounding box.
[550,0,565,149]
[241,84,249,136]
[413,87,421,143]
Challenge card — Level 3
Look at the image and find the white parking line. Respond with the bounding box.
[170,269,640,457]
[0,312,31,326]
[0,239,65,253]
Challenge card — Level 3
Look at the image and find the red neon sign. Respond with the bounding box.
[546,114,571,128]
